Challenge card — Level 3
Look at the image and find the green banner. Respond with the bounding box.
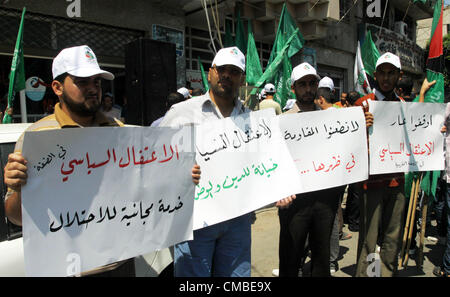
[4,7,26,124]
[245,20,263,86]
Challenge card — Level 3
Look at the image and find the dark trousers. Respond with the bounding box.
[344,183,361,231]
[278,187,341,277]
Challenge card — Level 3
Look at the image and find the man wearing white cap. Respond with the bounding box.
[318,76,334,91]
[259,83,282,115]
[284,62,320,114]
[160,47,293,277]
[3,45,202,276]
[278,62,343,277]
[354,52,406,277]
[177,87,191,100]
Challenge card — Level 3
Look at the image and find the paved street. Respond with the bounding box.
[251,205,446,277]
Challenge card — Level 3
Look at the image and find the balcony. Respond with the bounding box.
[245,0,340,41]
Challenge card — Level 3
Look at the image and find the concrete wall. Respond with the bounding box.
[417,6,450,49]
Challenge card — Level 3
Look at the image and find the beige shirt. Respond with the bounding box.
[259,99,282,115]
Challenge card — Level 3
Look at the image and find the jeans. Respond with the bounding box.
[443,184,450,274]
[330,212,340,266]
[174,213,251,277]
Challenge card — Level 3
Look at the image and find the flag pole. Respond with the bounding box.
[4,7,26,124]
[20,90,27,123]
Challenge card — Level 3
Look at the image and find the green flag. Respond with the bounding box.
[224,19,234,48]
[361,30,380,78]
[250,28,301,95]
[4,7,26,124]
[267,3,304,109]
[198,57,209,92]
[235,10,247,54]
[406,0,444,200]
[268,3,304,63]
[245,20,263,86]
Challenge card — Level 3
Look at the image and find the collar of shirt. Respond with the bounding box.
[373,88,400,101]
[200,90,247,118]
[54,102,121,127]
[284,101,318,114]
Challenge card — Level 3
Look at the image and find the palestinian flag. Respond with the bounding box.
[421,0,445,103]
[406,0,444,200]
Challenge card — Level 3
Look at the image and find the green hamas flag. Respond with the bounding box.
[235,10,247,54]
[406,0,444,200]
[198,57,209,92]
[245,20,263,86]
[4,7,26,124]
[224,19,234,48]
[267,3,304,109]
[361,30,380,77]
[250,28,301,96]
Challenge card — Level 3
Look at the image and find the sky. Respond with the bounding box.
[446,0,450,7]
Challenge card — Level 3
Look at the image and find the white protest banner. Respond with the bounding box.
[21,126,196,276]
[279,107,369,192]
[369,101,446,174]
[194,109,303,230]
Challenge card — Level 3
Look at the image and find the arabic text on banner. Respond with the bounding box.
[194,109,303,230]
[21,126,196,276]
[368,101,446,174]
[279,107,369,193]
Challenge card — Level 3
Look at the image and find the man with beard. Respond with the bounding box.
[279,62,342,277]
[160,47,294,277]
[354,52,406,277]
[3,45,201,276]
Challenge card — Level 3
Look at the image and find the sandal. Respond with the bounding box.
[339,232,352,241]
[433,266,450,277]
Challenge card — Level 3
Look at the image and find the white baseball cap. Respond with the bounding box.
[318,76,334,90]
[376,52,401,70]
[177,87,191,99]
[211,46,246,72]
[52,45,114,80]
[264,83,276,94]
[291,62,320,86]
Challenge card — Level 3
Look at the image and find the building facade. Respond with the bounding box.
[0,0,434,123]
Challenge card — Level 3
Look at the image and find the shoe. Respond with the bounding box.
[330,262,339,274]
[339,232,352,241]
[433,266,450,277]
[272,269,279,277]
[427,236,438,243]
